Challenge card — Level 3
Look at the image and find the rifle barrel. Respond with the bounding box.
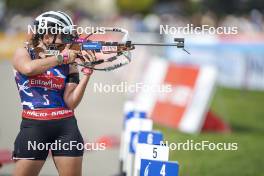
[132,43,180,46]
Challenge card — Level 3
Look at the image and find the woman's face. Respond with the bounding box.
[42,34,63,45]
[40,34,67,50]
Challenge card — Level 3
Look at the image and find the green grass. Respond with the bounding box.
[154,87,264,176]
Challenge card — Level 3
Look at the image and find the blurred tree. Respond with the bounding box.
[154,0,264,17]
[6,0,52,12]
[202,0,264,16]
[116,0,156,14]
[247,0,264,12]
[202,0,236,15]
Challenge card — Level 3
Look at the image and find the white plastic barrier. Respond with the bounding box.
[119,101,153,175]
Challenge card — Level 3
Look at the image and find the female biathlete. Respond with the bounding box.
[12,11,94,176]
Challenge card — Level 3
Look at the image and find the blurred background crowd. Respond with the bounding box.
[1,0,264,34]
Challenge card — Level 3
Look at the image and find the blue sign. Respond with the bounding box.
[129,132,138,153]
[124,111,147,128]
[140,159,179,176]
[138,131,163,145]
[125,111,147,121]
[82,42,102,50]
[129,131,163,154]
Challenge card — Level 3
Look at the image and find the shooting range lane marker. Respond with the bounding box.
[128,131,164,176]
[134,143,169,176]
[140,159,179,176]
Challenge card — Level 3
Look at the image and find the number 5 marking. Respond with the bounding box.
[40,19,47,27]
[153,147,157,158]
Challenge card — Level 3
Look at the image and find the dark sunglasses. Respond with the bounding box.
[61,33,78,43]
